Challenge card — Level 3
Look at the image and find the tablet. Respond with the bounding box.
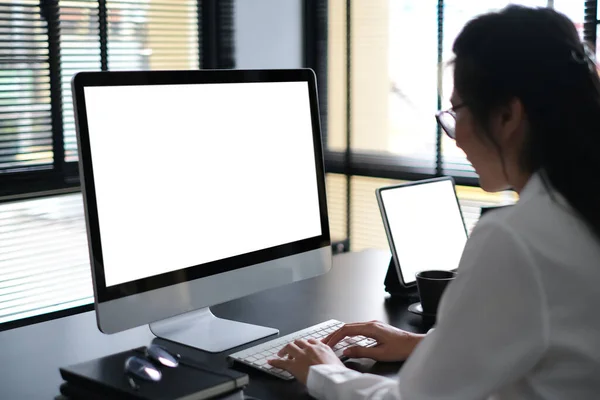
[376,177,468,287]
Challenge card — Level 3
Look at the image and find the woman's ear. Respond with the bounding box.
[499,97,525,142]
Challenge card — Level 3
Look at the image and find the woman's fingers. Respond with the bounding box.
[294,339,310,349]
[342,344,382,359]
[323,322,380,347]
[277,340,305,358]
[267,357,290,369]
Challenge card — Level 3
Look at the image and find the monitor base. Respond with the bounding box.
[149,307,279,353]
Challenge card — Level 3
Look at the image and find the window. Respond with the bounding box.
[0,193,91,325]
[1,1,53,173]
[326,173,347,243]
[59,0,102,163]
[321,0,595,250]
[0,0,234,329]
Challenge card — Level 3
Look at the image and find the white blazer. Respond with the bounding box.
[307,173,600,400]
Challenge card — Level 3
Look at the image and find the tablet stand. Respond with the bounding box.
[384,258,419,300]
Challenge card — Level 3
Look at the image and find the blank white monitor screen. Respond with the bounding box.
[83,81,323,287]
[379,179,468,285]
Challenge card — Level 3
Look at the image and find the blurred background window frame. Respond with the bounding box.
[311,0,596,251]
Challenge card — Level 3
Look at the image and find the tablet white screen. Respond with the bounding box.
[379,179,468,285]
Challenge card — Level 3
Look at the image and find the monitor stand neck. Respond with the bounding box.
[149,307,278,353]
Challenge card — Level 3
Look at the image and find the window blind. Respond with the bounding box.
[0,193,92,325]
[0,1,53,172]
[59,0,101,163]
[107,0,199,71]
[584,0,597,46]
[325,173,347,242]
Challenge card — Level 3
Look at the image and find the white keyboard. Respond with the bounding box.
[228,319,377,380]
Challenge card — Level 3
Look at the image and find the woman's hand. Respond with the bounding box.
[268,338,346,384]
[323,320,425,362]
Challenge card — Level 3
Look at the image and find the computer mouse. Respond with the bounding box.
[124,355,162,382]
[146,344,179,368]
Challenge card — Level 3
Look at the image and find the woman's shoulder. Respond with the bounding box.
[458,192,559,280]
[465,185,600,287]
[477,183,599,259]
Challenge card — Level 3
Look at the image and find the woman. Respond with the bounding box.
[267,5,600,399]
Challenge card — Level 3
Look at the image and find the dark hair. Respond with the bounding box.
[452,5,600,240]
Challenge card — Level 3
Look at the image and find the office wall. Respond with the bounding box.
[235,0,303,68]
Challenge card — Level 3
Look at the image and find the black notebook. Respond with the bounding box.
[59,347,248,400]
[58,382,245,400]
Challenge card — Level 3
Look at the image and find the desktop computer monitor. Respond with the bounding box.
[72,69,331,352]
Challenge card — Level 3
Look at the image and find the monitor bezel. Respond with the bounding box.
[72,69,330,303]
[375,177,468,288]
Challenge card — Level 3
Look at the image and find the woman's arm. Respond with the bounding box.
[306,217,549,400]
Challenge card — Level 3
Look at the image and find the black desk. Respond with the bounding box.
[0,250,429,399]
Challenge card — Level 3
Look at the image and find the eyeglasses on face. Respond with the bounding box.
[435,103,467,140]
